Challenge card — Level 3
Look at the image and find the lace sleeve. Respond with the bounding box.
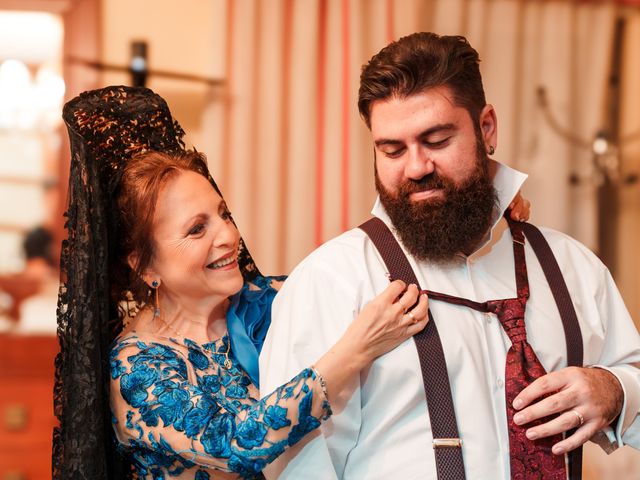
[110,338,331,477]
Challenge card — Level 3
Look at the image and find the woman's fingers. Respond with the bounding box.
[378,279,407,303]
[375,281,429,336]
[405,294,429,334]
[380,281,427,323]
[509,191,531,222]
[402,292,428,322]
[404,293,427,320]
[397,283,420,312]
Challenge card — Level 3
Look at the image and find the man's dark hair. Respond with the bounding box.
[23,226,53,264]
[358,32,487,129]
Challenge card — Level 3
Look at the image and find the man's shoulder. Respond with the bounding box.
[298,226,371,265]
[530,224,607,272]
[281,225,379,290]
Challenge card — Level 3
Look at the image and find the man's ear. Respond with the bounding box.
[479,104,498,152]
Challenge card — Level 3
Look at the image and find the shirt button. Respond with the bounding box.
[484,313,492,323]
[496,378,504,388]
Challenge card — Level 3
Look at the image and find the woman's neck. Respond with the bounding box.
[149,295,229,343]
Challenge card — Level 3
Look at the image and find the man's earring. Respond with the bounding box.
[488,145,495,156]
[151,280,161,317]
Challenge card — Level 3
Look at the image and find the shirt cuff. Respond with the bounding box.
[589,364,640,449]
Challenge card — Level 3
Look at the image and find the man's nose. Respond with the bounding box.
[404,148,435,180]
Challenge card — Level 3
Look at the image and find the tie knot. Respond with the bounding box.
[487,298,527,343]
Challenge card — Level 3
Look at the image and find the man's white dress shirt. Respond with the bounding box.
[260,163,640,479]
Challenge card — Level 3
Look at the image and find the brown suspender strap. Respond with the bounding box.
[359,217,466,480]
[516,219,584,480]
[516,221,584,367]
[360,216,585,480]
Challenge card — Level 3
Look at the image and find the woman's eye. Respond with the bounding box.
[188,224,205,235]
[221,209,233,221]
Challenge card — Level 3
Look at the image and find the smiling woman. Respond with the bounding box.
[109,152,335,479]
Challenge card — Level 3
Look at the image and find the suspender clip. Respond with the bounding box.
[432,438,462,448]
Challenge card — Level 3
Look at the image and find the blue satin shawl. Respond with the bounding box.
[226,275,285,387]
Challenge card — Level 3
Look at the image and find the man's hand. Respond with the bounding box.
[512,366,623,454]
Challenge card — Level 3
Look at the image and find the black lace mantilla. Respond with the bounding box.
[53,86,261,479]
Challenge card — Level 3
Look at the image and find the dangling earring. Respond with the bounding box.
[488,145,495,156]
[151,280,161,317]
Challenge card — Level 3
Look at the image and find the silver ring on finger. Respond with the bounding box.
[569,409,584,427]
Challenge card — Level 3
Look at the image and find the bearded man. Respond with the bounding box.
[260,32,640,479]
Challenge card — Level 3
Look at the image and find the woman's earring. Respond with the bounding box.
[151,280,161,317]
[488,145,495,156]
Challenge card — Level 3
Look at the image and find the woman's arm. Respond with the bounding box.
[313,281,428,404]
[111,338,329,477]
[110,283,427,476]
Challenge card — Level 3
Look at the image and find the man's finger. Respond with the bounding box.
[521,409,585,441]
[551,423,599,455]
[513,370,573,410]
[513,389,577,425]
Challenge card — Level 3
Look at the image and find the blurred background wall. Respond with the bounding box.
[0,0,639,478]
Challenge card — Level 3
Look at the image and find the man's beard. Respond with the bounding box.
[376,151,497,264]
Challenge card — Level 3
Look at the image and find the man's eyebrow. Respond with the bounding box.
[374,138,404,148]
[374,123,457,147]
[420,123,456,136]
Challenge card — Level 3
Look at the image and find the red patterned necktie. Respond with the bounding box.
[425,224,566,479]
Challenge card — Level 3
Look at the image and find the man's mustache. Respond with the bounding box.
[399,173,450,197]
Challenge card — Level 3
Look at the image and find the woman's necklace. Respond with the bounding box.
[155,311,232,369]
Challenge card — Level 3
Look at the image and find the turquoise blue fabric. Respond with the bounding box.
[226,275,286,387]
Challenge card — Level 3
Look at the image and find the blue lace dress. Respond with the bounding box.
[109,277,331,479]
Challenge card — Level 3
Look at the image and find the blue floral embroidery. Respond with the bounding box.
[263,405,291,430]
[225,384,249,399]
[199,374,221,393]
[200,412,235,458]
[119,365,159,408]
[110,276,331,479]
[235,417,268,449]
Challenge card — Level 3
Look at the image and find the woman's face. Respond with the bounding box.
[147,170,243,307]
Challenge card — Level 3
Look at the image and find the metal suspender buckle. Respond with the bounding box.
[432,438,463,449]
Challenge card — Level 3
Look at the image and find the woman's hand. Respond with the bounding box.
[509,191,531,222]
[347,280,428,363]
[313,281,428,405]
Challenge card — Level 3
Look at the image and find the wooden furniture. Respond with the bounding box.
[0,335,58,480]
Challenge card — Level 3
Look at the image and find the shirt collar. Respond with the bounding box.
[371,160,528,256]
